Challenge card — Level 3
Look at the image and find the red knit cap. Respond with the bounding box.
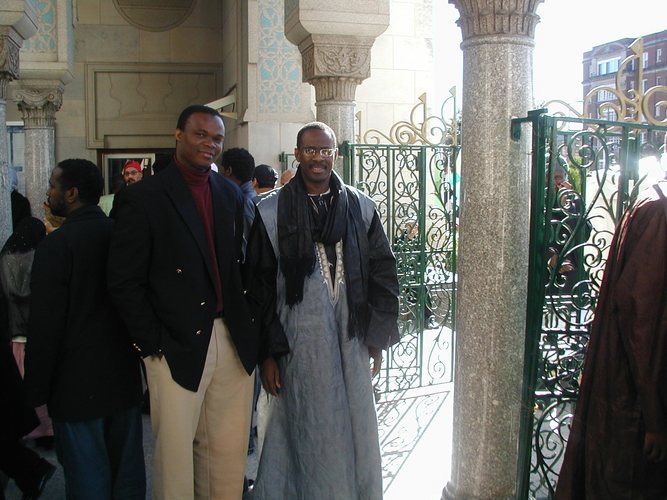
[122,160,142,174]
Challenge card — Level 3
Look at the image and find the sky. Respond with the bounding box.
[433,0,667,111]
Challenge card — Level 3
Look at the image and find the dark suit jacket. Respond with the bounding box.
[24,205,142,421]
[108,162,259,392]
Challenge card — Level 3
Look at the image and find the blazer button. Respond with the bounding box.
[196,330,202,335]
[176,268,183,274]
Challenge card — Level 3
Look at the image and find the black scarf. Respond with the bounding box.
[277,168,369,338]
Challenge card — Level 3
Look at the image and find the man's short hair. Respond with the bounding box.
[253,164,278,189]
[176,105,222,131]
[221,148,256,183]
[296,122,337,149]
[57,158,104,205]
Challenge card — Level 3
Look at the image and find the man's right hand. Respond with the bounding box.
[261,357,282,396]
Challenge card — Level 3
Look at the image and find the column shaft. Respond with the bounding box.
[13,85,63,216]
[444,0,543,496]
[0,97,10,245]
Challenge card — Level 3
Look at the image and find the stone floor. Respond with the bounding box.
[3,385,453,500]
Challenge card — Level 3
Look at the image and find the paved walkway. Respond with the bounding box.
[3,385,453,499]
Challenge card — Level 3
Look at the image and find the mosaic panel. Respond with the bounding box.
[258,0,303,113]
[22,0,57,54]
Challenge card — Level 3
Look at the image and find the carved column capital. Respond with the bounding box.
[299,36,374,102]
[449,0,544,40]
[0,34,21,99]
[301,36,373,81]
[12,84,63,128]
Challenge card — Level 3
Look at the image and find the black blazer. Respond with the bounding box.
[24,205,142,421]
[108,162,259,391]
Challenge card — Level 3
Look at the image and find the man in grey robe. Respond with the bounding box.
[245,121,400,499]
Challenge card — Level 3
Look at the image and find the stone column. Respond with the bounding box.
[284,1,389,146]
[443,1,543,499]
[0,2,37,246]
[13,83,62,213]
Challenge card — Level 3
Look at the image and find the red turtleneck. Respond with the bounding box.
[175,159,223,313]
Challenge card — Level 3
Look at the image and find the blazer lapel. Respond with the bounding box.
[162,165,217,282]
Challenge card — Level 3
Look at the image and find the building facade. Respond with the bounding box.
[5,0,438,204]
[583,29,667,125]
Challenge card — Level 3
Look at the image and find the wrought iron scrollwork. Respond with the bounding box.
[521,111,667,498]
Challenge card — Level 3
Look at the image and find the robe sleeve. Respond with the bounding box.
[614,200,667,433]
[364,211,400,350]
[244,213,289,360]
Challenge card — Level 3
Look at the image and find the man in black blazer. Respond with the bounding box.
[108,105,259,499]
[25,158,145,499]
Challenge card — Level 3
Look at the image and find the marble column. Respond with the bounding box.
[0,2,37,246]
[13,84,62,214]
[443,1,543,499]
[0,70,12,246]
[283,1,389,149]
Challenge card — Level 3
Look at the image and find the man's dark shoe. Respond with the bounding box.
[22,458,56,500]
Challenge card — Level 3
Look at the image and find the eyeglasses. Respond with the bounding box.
[300,146,337,158]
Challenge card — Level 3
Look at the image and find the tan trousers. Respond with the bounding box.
[144,319,253,500]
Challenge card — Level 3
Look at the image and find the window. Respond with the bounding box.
[658,48,662,62]
[643,79,648,92]
[656,103,662,118]
[657,76,662,86]
[597,58,620,76]
[598,90,615,102]
[643,51,649,67]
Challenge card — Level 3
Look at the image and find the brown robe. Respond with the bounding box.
[555,183,667,499]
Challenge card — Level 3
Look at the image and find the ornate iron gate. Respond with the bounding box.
[513,109,667,499]
[341,140,459,393]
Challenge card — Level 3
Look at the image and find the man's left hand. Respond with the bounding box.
[644,431,667,462]
[368,346,382,378]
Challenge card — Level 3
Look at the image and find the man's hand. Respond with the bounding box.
[261,357,282,396]
[368,346,383,378]
[644,431,667,462]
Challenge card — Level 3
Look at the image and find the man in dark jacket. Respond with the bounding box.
[108,105,259,499]
[24,158,145,499]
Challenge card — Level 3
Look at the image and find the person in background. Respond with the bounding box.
[0,217,54,451]
[101,160,145,217]
[0,217,46,372]
[108,105,259,499]
[279,167,295,186]
[252,164,278,197]
[246,121,400,499]
[9,169,31,230]
[24,159,145,499]
[122,160,143,186]
[220,147,256,246]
